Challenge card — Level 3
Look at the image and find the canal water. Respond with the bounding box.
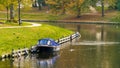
[1,23,120,68]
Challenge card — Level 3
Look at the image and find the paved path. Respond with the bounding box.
[0,22,41,29]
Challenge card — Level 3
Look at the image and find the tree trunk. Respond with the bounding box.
[61,1,65,15]
[32,0,37,7]
[62,8,65,14]
[38,3,42,10]
[6,6,9,21]
[10,4,14,21]
[18,0,21,25]
[101,0,104,17]
[77,7,81,18]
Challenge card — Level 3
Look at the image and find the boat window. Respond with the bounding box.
[39,39,48,45]
[38,39,59,46]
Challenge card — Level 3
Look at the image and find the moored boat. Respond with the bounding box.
[31,38,60,53]
[30,32,80,53]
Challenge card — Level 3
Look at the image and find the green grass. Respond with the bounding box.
[21,11,70,20]
[110,12,120,22]
[0,10,69,20]
[0,23,73,55]
[0,12,6,18]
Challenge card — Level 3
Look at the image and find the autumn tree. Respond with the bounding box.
[46,0,97,17]
[74,0,84,18]
[67,0,93,18]
[32,0,38,7]
[0,0,11,21]
[0,0,18,21]
[37,0,44,10]
[0,0,32,23]
[89,0,98,7]
[45,0,61,14]
[101,0,117,17]
[58,0,69,14]
[46,0,70,14]
[10,0,16,21]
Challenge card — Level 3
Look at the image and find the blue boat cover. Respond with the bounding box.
[38,38,59,46]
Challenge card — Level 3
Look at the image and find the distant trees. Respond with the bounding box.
[45,0,98,17]
[116,0,120,10]
[74,0,98,17]
[69,0,84,18]
[45,0,119,17]
[0,0,17,21]
[32,0,46,10]
[101,0,117,17]
[0,0,119,20]
[0,0,32,23]
[46,0,85,17]
[38,0,44,10]
[32,0,37,7]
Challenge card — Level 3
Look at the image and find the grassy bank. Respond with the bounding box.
[0,10,70,20]
[0,23,73,55]
[110,12,120,22]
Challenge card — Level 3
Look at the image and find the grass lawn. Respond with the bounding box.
[21,12,69,20]
[0,9,70,20]
[0,23,73,55]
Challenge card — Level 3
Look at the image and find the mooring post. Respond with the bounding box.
[12,49,14,53]
[70,35,72,42]
[18,48,20,51]
[76,32,79,37]
[57,39,60,43]
[17,48,21,57]
[11,49,14,58]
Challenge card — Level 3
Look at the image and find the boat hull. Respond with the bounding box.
[36,46,60,53]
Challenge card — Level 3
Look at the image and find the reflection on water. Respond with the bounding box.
[72,41,120,46]
[12,52,59,68]
[36,52,60,68]
[1,23,120,68]
[1,52,59,68]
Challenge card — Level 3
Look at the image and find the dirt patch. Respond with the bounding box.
[0,22,3,24]
[66,14,102,21]
[64,11,118,22]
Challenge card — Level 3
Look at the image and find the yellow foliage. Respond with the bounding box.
[0,5,5,10]
[78,0,84,4]
[67,2,76,8]
[45,0,57,5]
[67,0,84,8]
